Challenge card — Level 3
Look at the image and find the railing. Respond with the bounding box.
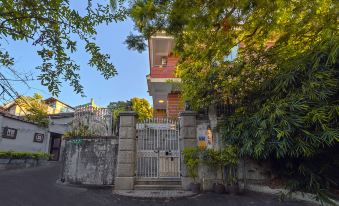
[150,66,177,78]
[75,106,111,120]
[72,106,113,136]
[216,103,236,117]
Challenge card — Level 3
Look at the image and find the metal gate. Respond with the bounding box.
[136,118,180,178]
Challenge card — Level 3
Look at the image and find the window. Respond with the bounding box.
[161,57,167,66]
[2,127,17,139]
[49,102,56,109]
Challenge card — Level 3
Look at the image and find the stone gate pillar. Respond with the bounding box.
[115,111,137,190]
[179,111,197,190]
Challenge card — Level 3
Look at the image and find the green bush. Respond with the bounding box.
[202,146,238,183]
[182,147,201,183]
[0,151,50,159]
[64,124,94,139]
[202,149,219,169]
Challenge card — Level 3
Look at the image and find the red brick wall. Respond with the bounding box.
[154,109,167,118]
[167,56,179,67]
[167,92,184,118]
[150,57,179,78]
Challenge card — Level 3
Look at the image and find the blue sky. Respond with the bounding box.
[3,2,151,108]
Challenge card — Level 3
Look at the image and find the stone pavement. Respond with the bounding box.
[0,163,314,206]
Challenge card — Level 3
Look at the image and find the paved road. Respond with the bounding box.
[0,163,313,206]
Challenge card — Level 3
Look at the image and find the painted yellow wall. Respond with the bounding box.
[5,105,28,116]
[47,101,73,114]
[8,100,73,116]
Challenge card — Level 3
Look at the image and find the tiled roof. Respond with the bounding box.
[0,111,39,126]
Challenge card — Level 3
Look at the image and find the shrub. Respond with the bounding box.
[64,124,94,139]
[182,147,201,183]
[202,146,239,183]
[0,151,50,159]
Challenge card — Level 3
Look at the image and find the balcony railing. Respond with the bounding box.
[216,103,236,117]
[150,66,177,78]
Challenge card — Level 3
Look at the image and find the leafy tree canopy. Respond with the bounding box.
[107,100,128,121]
[0,0,126,97]
[131,97,153,120]
[124,0,338,202]
[125,0,338,155]
[108,97,153,121]
[16,93,49,127]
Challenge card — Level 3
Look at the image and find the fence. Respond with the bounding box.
[73,106,112,136]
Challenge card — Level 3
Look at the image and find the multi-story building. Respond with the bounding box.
[44,97,75,114]
[147,33,249,119]
[2,97,74,116]
[147,33,184,118]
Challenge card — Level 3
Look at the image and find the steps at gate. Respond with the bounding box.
[135,178,182,190]
[134,185,182,190]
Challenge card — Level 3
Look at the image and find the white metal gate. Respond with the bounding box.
[136,118,180,178]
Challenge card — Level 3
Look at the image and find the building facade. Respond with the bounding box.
[0,112,49,153]
[44,97,74,114]
[2,97,74,116]
[147,33,184,118]
[0,97,75,161]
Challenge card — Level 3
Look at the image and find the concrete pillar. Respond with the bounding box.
[208,105,221,149]
[114,111,137,190]
[179,111,197,190]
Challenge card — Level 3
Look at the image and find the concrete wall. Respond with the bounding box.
[49,115,74,161]
[49,116,73,135]
[0,158,48,170]
[61,137,118,185]
[237,158,272,185]
[182,108,272,191]
[0,115,49,153]
[196,119,223,190]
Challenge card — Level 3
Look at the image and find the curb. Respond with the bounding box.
[245,184,339,206]
[113,190,197,199]
[56,179,113,189]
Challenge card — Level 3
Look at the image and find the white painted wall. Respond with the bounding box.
[49,116,73,161]
[49,116,73,135]
[0,115,49,153]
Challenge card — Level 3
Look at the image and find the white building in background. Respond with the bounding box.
[0,97,75,161]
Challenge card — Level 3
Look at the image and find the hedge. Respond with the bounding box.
[0,151,50,159]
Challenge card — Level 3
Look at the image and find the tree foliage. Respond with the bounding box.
[125,0,339,202]
[0,0,126,97]
[16,93,49,127]
[107,100,128,121]
[131,97,153,120]
[108,97,153,121]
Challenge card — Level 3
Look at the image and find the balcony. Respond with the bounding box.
[150,56,179,78]
[150,66,176,78]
